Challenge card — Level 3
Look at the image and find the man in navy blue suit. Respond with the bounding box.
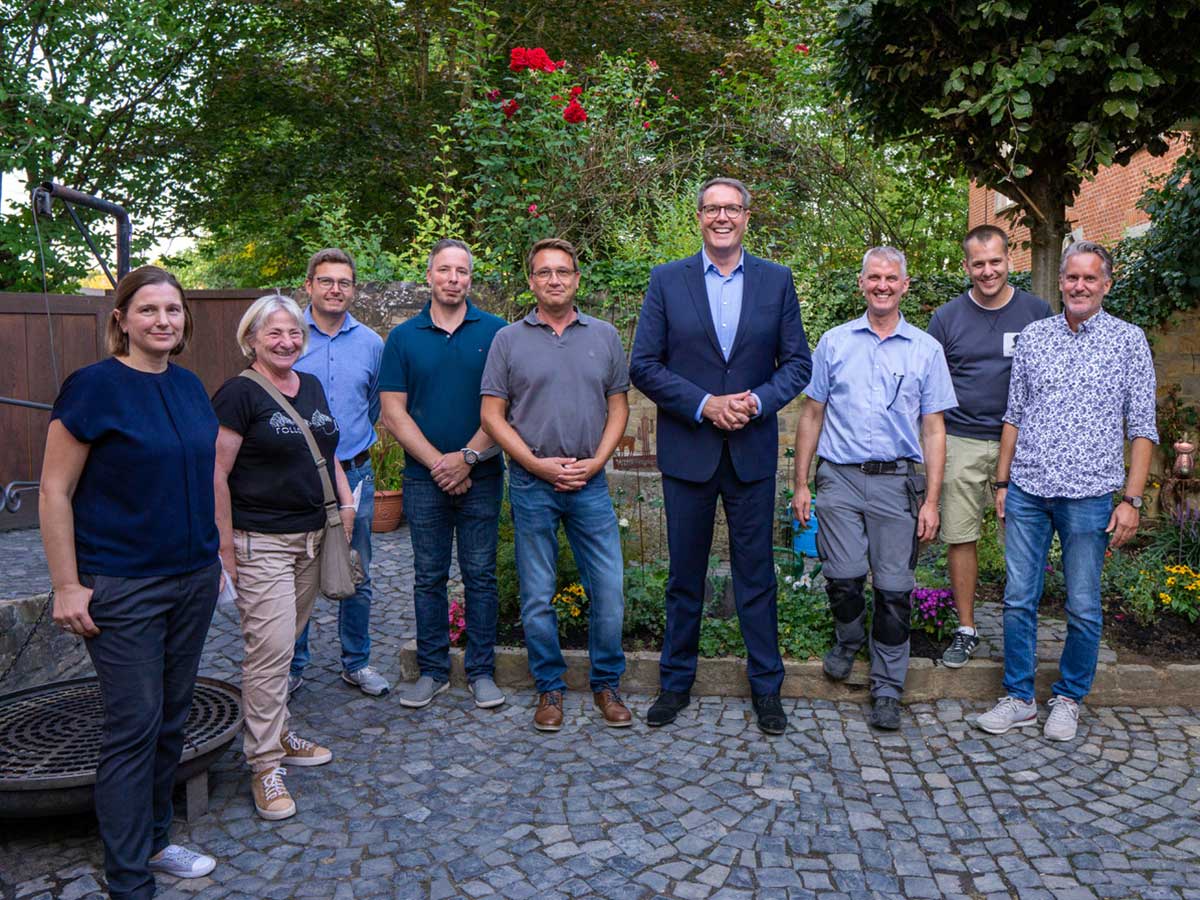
[630,177,811,734]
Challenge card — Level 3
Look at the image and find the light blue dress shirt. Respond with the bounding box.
[694,248,760,421]
[804,313,957,464]
[295,308,383,461]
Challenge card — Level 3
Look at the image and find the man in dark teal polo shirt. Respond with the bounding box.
[379,239,509,709]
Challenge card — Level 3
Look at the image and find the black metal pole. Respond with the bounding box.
[38,182,131,280]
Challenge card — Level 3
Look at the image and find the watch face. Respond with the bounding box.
[463,448,479,465]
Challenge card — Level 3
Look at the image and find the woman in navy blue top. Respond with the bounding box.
[40,266,221,899]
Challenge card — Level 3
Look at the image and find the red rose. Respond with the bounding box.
[509,47,529,71]
[794,43,809,54]
[570,85,583,98]
[647,59,659,72]
[551,94,562,101]
[642,121,651,129]
[562,98,587,123]
[502,99,520,118]
[528,203,538,215]
[487,89,501,102]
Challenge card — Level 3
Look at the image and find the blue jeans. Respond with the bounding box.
[405,473,502,683]
[508,463,625,694]
[1001,482,1111,702]
[292,459,374,677]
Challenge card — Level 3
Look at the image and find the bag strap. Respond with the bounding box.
[239,369,339,519]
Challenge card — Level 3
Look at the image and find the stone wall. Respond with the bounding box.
[0,594,92,694]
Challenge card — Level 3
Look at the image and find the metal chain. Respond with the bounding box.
[0,590,54,688]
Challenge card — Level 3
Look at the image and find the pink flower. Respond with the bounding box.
[794,43,809,54]
[642,121,651,129]
[528,203,538,215]
[486,88,501,102]
[647,59,659,71]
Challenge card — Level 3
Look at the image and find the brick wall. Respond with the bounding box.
[967,136,1189,270]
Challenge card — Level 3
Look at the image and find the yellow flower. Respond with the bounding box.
[1167,577,1177,586]
[571,608,581,617]
[1159,592,1172,604]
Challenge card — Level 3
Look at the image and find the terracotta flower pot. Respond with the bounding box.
[372,489,405,532]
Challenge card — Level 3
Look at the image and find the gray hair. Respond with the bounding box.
[1060,240,1113,280]
[697,177,751,210]
[861,246,908,278]
[236,293,308,361]
[427,238,474,274]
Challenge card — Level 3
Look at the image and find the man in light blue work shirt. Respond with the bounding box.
[792,246,956,730]
[290,248,389,697]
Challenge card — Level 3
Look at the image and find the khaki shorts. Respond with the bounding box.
[939,434,999,544]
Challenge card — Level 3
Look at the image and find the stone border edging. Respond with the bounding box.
[399,641,1200,707]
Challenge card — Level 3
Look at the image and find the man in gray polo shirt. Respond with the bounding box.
[480,237,632,733]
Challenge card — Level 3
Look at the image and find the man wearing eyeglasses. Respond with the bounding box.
[290,248,390,698]
[792,247,956,730]
[630,177,811,735]
[481,238,632,732]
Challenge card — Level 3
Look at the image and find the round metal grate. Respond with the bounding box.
[0,676,242,790]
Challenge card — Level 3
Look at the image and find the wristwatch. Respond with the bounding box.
[992,480,1009,490]
[1121,494,1143,509]
[461,447,479,466]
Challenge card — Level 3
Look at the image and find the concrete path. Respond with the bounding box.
[2,528,1198,899]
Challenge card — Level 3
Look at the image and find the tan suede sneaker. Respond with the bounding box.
[280,731,332,767]
[252,766,296,820]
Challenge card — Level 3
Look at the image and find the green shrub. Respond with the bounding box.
[799,267,968,344]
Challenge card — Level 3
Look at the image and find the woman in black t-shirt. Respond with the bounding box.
[212,293,354,821]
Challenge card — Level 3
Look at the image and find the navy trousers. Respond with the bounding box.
[82,561,219,900]
[659,443,783,695]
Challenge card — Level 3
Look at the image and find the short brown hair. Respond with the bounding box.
[106,266,192,358]
[526,238,579,275]
[963,224,1009,255]
[306,247,357,281]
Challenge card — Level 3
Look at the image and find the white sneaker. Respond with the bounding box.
[1044,695,1080,741]
[342,665,390,696]
[975,696,1038,734]
[148,844,216,878]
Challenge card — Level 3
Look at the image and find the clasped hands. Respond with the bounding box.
[703,391,757,431]
[529,456,600,492]
[430,452,473,495]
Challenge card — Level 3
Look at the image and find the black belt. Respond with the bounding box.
[834,459,912,475]
[340,450,371,470]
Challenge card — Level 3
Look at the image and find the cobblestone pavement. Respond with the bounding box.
[3,528,1199,899]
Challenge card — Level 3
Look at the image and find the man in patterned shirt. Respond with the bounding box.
[976,241,1158,742]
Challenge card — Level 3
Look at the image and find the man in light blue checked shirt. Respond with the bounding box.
[977,241,1157,742]
[290,248,389,697]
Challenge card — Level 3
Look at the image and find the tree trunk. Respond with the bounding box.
[1024,178,1069,312]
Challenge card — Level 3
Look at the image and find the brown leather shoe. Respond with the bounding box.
[593,688,633,727]
[534,691,564,731]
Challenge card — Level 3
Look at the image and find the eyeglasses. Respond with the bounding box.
[314,276,354,290]
[531,268,578,282]
[700,204,747,219]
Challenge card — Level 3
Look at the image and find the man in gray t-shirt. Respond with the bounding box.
[926,225,1051,669]
[480,237,632,733]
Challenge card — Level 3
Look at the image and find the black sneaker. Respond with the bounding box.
[868,696,901,730]
[751,693,787,735]
[941,630,980,669]
[647,691,690,727]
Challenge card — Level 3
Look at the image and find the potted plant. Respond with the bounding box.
[370,426,405,532]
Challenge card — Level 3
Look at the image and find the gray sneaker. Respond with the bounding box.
[342,666,390,696]
[148,844,216,878]
[1044,695,1080,742]
[287,673,304,695]
[975,696,1038,734]
[398,675,449,708]
[941,630,980,668]
[470,677,506,709]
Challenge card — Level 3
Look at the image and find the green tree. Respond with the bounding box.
[0,0,236,290]
[829,0,1200,307]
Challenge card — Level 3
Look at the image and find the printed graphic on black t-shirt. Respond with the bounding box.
[212,371,340,534]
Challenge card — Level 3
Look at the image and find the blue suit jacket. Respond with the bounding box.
[629,251,811,483]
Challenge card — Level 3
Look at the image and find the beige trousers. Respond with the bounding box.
[233,528,323,771]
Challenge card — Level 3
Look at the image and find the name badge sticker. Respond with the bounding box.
[1003,332,1020,358]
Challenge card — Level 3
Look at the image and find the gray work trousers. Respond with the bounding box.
[816,461,921,698]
